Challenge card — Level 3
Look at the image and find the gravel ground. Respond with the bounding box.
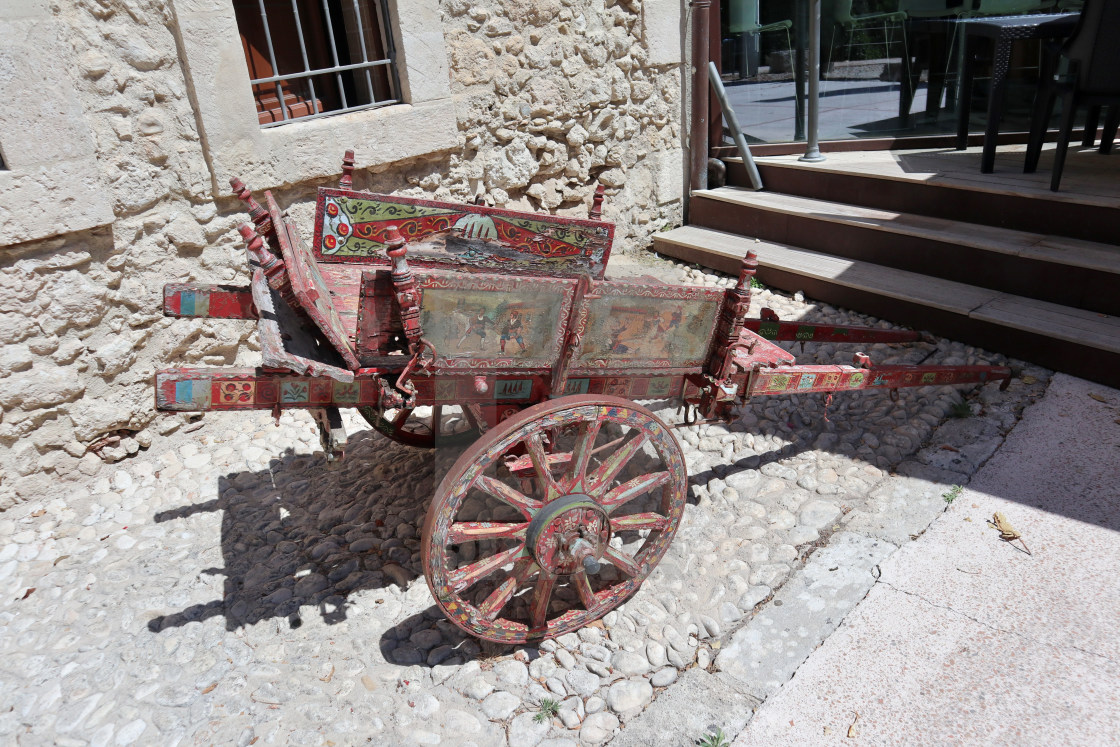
[0,253,1052,746]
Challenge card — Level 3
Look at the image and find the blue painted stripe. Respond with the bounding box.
[175,380,193,404]
[180,291,196,316]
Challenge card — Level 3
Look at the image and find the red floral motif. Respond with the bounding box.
[337,223,350,236]
[326,202,339,216]
[324,235,337,249]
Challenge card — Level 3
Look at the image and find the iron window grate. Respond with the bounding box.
[238,0,401,128]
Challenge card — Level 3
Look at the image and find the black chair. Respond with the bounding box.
[1024,0,1120,190]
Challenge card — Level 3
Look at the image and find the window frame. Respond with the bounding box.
[172,0,457,199]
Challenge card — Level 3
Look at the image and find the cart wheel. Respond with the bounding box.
[359,404,481,448]
[421,395,688,643]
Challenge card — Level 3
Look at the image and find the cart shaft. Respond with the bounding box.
[163,284,256,319]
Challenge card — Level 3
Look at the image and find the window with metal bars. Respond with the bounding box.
[233,0,400,128]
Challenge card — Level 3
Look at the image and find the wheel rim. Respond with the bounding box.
[422,395,688,643]
[359,404,480,448]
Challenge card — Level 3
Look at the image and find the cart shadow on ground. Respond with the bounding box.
[140,407,793,656]
[146,426,449,635]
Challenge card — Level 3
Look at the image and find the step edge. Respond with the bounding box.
[691,190,1120,272]
[653,238,1120,355]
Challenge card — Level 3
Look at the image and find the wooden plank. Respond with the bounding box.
[745,143,1120,207]
[265,192,360,370]
[163,284,256,319]
[654,227,999,315]
[250,268,355,383]
[970,295,1120,353]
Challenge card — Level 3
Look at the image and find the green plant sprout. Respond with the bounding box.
[949,398,973,418]
[943,485,963,504]
[697,727,731,747]
[534,697,560,724]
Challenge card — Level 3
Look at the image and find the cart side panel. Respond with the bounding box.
[571,282,725,373]
[356,269,408,367]
[265,192,360,370]
[312,188,613,279]
[250,268,354,383]
[316,264,364,346]
[415,272,578,372]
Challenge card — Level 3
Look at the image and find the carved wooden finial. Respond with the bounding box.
[239,223,280,273]
[230,177,272,236]
[340,149,355,190]
[590,184,606,221]
[240,222,293,301]
[737,250,758,292]
[385,225,407,259]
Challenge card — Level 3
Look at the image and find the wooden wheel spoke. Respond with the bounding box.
[462,404,482,431]
[573,570,598,612]
[529,572,557,631]
[565,421,603,491]
[600,471,671,513]
[590,431,649,491]
[602,545,643,577]
[609,512,670,533]
[477,475,542,519]
[447,521,529,543]
[525,433,561,500]
[392,408,416,433]
[478,558,537,621]
[448,544,524,593]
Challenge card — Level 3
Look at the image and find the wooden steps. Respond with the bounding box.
[689,186,1120,316]
[653,225,1120,386]
[656,146,1120,386]
[727,148,1120,245]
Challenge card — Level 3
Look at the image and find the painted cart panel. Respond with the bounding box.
[415,272,578,371]
[572,281,725,372]
[313,188,612,279]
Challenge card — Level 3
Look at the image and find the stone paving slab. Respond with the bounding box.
[715,532,895,700]
[733,585,1120,746]
[733,373,1120,745]
[879,373,1120,663]
[606,669,759,747]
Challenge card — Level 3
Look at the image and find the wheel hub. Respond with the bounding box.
[525,494,611,575]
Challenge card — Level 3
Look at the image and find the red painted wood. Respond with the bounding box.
[265,192,361,370]
[162,284,256,319]
[312,187,614,279]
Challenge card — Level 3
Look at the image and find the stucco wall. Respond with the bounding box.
[0,0,686,509]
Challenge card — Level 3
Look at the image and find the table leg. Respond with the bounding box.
[981,38,1012,174]
[955,33,975,150]
[925,29,948,121]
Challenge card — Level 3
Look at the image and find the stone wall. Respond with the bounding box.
[0,0,687,509]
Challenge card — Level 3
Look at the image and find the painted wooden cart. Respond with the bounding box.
[155,151,1012,644]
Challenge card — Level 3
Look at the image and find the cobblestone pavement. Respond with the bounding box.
[0,256,1052,746]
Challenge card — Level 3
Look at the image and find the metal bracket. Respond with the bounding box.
[311,407,346,465]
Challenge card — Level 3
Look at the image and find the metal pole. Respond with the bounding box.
[689,0,712,193]
[800,0,826,162]
[708,61,763,191]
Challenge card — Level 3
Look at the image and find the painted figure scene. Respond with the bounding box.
[419,287,566,361]
[579,296,720,366]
